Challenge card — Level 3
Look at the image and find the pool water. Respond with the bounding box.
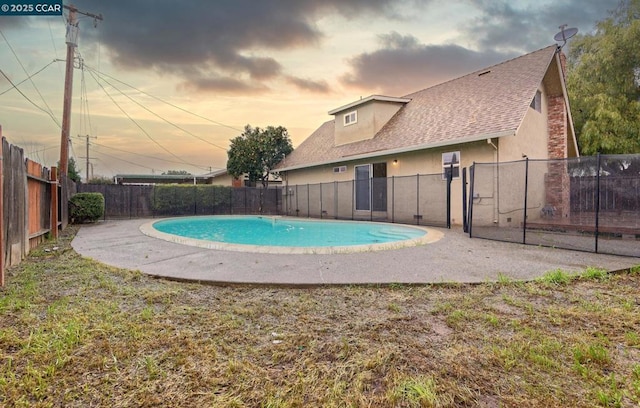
[151,216,426,248]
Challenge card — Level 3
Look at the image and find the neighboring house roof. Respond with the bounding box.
[201,169,228,178]
[278,45,561,171]
[114,174,204,184]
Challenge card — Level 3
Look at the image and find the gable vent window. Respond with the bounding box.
[530,90,542,112]
[333,165,347,173]
[343,110,357,126]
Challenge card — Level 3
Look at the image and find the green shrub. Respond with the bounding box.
[152,185,233,216]
[69,192,104,223]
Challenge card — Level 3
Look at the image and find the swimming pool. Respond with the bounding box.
[141,216,441,254]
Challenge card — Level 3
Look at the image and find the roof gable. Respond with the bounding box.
[279,45,560,171]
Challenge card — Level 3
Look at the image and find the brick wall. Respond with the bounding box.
[544,54,570,218]
[547,94,567,159]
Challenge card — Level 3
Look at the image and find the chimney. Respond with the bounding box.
[557,49,567,81]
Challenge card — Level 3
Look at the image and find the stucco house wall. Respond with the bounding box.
[277,45,578,227]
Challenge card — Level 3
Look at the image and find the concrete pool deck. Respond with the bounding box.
[71,218,640,285]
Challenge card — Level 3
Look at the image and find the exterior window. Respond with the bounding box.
[343,110,357,126]
[354,162,387,211]
[530,90,541,112]
[442,151,460,180]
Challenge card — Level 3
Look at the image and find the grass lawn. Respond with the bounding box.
[1,226,639,407]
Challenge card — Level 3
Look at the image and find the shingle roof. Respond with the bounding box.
[278,45,559,171]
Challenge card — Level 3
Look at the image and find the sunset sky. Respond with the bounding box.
[0,0,620,179]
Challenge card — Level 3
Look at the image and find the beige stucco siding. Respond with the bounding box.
[282,141,497,225]
[208,173,235,186]
[334,101,404,146]
[500,87,549,161]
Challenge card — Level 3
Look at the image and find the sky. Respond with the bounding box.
[0,0,621,179]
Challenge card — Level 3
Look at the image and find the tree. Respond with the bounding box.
[566,0,640,155]
[226,125,293,188]
[87,176,114,184]
[59,157,81,183]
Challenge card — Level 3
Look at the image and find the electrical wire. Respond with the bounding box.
[85,65,243,133]
[91,141,216,171]
[0,67,62,128]
[89,68,229,151]
[0,29,61,127]
[91,149,160,172]
[88,69,196,168]
[0,60,58,96]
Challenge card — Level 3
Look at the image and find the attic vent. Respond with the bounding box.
[478,70,491,76]
[333,165,347,173]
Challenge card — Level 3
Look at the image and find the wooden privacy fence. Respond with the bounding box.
[0,134,74,286]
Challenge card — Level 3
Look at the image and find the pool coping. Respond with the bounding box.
[72,219,640,285]
[140,216,444,254]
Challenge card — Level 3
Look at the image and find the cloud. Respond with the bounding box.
[341,32,510,95]
[460,0,621,52]
[70,0,407,93]
[286,76,330,93]
[179,76,269,94]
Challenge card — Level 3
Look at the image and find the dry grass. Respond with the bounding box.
[1,227,639,407]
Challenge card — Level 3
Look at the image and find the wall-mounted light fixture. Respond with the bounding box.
[393,159,398,165]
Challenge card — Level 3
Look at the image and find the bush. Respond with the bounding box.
[152,185,233,216]
[69,192,105,223]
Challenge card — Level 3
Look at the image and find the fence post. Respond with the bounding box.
[334,181,338,219]
[595,153,601,253]
[462,167,468,233]
[446,163,452,229]
[320,182,323,219]
[391,176,395,223]
[416,174,420,225]
[307,184,310,218]
[50,167,59,240]
[523,158,529,244]
[468,164,475,238]
[369,177,373,222]
[193,185,197,215]
[351,180,354,220]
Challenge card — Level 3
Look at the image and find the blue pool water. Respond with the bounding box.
[152,216,426,248]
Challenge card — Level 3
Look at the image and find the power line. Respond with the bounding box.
[0,60,58,96]
[88,69,196,168]
[91,149,157,171]
[0,29,61,127]
[0,67,62,128]
[92,141,217,171]
[89,68,229,151]
[85,65,243,133]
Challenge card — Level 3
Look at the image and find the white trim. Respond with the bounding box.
[277,129,516,172]
[329,95,411,115]
[343,110,357,126]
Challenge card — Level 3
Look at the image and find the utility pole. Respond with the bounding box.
[59,4,102,178]
[79,134,97,182]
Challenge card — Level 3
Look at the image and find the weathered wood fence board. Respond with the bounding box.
[0,134,72,286]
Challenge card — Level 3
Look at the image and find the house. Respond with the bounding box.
[275,45,578,226]
[114,169,234,185]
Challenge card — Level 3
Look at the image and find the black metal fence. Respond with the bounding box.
[469,154,640,257]
[282,173,452,227]
[78,172,454,228]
